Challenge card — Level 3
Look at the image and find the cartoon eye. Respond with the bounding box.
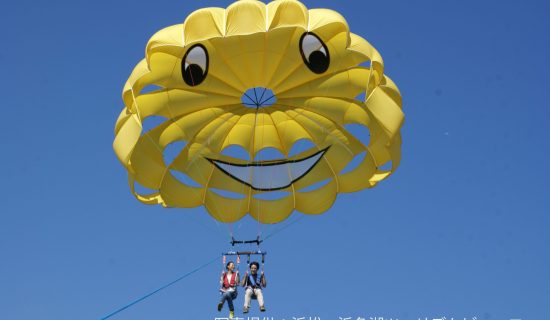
[300,32,330,74]
[182,44,208,86]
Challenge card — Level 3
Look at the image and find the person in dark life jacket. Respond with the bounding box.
[241,261,266,313]
[218,261,240,319]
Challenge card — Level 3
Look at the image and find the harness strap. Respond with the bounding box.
[248,273,262,289]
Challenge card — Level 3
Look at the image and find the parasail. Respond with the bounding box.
[113,0,404,224]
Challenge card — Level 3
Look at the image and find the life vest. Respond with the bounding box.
[222,272,237,289]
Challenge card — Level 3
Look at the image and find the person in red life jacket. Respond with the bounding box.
[218,261,240,319]
[241,261,266,313]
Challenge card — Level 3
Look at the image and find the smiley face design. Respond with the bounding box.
[114,0,404,223]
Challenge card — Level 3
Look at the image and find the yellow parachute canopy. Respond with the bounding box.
[113,0,404,224]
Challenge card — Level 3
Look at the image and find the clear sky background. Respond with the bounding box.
[1,0,549,320]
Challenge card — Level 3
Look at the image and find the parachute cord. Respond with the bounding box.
[257,106,264,242]
[262,214,305,242]
[167,207,228,243]
[98,255,219,320]
[247,104,261,243]
[257,213,261,241]
[229,223,234,243]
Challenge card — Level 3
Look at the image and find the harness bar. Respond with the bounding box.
[230,236,263,246]
[223,250,267,256]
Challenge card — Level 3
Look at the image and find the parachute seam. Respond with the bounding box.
[209,108,255,220]
[130,101,234,237]
[269,55,304,91]
[266,110,296,209]
[276,97,368,127]
[290,114,340,192]
[271,34,362,92]
[276,66,369,97]
[249,105,261,219]
[155,108,240,196]
[275,104,363,191]
[179,110,241,173]
[276,103,357,156]
[178,110,243,225]
[265,28,302,89]
[265,5,269,31]
[211,37,256,90]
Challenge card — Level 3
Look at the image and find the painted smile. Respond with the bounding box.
[208,147,329,191]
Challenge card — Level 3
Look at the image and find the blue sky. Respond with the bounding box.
[1,0,550,319]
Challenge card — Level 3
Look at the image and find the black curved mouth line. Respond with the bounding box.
[206,147,330,191]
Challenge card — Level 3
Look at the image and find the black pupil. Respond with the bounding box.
[184,64,204,86]
[308,51,329,74]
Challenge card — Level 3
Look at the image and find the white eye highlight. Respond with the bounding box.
[301,34,326,61]
[300,32,330,74]
[185,46,207,69]
[182,44,208,86]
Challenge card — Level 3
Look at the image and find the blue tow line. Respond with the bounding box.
[99,216,303,319]
[99,256,219,320]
